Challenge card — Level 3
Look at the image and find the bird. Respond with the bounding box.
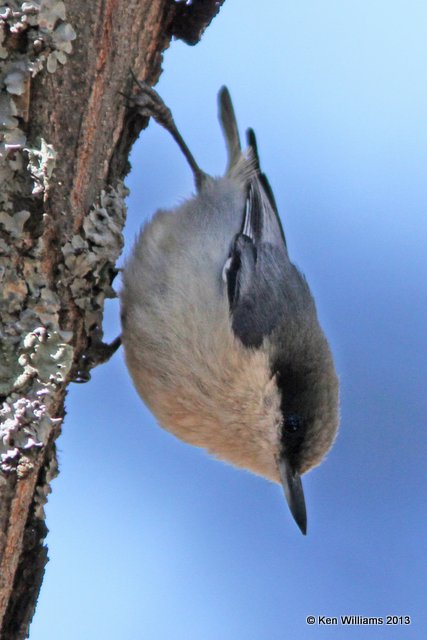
[120,80,339,534]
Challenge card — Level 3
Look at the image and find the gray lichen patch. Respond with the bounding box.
[0,328,73,473]
[20,327,74,385]
[1,1,73,240]
[0,394,61,474]
[0,204,74,473]
[0,1,76,162]
[26,137,57,194]
[61,182,128,331]
[0,208,30,235]
[0,217,61,330]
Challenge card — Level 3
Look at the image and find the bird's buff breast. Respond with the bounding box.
[122,276,282,483]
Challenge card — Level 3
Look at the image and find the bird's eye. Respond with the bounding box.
[284,414,302,433]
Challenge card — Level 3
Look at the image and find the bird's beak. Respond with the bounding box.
[278,458,307,535]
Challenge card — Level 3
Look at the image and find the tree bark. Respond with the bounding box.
[0,1,223,637]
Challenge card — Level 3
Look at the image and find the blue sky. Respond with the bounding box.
[30,1,426,638]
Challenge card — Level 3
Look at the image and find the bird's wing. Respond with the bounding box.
[219,97,296,348]
[224,232,291,348]
[224,171,291,348]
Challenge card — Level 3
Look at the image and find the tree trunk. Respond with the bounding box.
[0,1,223,637]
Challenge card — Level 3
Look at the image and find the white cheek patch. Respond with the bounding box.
[222,256,232,283]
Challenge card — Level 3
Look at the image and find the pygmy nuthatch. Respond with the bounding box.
[120,81,339,534]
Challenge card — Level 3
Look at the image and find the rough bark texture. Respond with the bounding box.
[0,1,223,637]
